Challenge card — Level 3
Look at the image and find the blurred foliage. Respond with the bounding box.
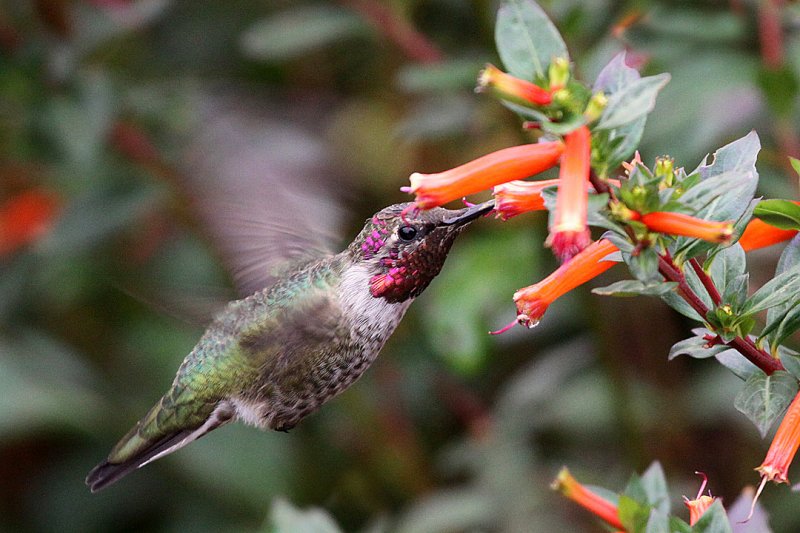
[0,0,799,532]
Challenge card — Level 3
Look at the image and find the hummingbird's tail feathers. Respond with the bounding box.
[85,401,235,492]
[85,428,195,492]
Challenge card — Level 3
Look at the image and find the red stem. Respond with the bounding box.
[658,254,783,375]
[339,0,443,64]
[689,258,722,306]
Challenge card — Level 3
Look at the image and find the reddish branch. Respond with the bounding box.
[658,254,784,375]
[339,0,443,63]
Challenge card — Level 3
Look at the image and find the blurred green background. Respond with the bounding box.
[1,0,799,531]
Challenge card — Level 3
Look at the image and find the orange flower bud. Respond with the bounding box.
[634,212,733,243]
[552,467,625,530]
[514,239,618,327]
[0,189,60,258]
[407,142,564,209]
[683,472,716,526]
[739,218,797,251]
[546,125,592,262]
[478,63,553,106]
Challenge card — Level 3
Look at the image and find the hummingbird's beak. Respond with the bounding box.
[440,200,495,227]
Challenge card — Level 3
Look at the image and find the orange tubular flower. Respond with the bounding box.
[514,239,618,327]
[746,389,800,520]
[634,212,733,243]
[546,125,592,262]
[552,467,625,531]
[478,63,553,106]
[0,189,60,258]
[739,218,797,251]
[757,389,800,485]
[407,141,564,209]
[494,178,622,220]
[493,179,557,219]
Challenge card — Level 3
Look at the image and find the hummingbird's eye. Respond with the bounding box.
[398,225,418,241]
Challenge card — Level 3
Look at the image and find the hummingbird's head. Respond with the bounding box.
[348,200,494,303]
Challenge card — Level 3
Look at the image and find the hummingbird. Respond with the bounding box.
[85,199,494,492]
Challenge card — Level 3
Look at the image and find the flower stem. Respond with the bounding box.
[689,258,722,306]
[657,253,783,375]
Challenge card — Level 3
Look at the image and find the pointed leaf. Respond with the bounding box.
[779,346,800,382]
[707,244,746,296]
[618,494,651,533]
[669,331,729,360]
[733,370,798,437]
[694,131,761,180]
[645,509,670,533]
[753,199,800,230]
[641,462,670,514]
[596,73,671,130]
[690,500,732,533]
[495,0,568,80]
[592,280,677,297]
[741,263,800,316]
[715,349,760,381]
[594,52,640,93]
[766,235,800,327]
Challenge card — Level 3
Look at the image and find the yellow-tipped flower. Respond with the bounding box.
[546,125,592,262]
[548,57,570,90]
[514,239,618,327]
[407,142,564,209]
[583,91,608,122]
[634,212,733,243]
[478,64,554,106]
[552,467,625,531]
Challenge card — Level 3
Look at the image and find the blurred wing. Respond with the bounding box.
[182,88,349,296]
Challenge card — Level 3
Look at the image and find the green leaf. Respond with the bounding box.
[596,73,671,130]
[790,157,800,177]
[645,509,670,533]
[669,330,729,360]
[625,247,660,282]
[495,0,568,80]
[767,236,800,326]
[741,263,800,316]
[241,6,369,61]
[690,500,732,533]
[779,346,800,381]
[707,244,746,300]
[669,516,693,533]
[396,58,487,93]
[715,349,760,381]
[641,462,670,515]
[592,280,677,297]
[268,498,343,533]
[594,52,640,94]
[694,131,761,180]
[733,370,798,438]
[763,302,800,350]
[753,199,800,230]
[618,494,651,533]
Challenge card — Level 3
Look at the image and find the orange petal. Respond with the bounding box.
[408,141,564,209]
